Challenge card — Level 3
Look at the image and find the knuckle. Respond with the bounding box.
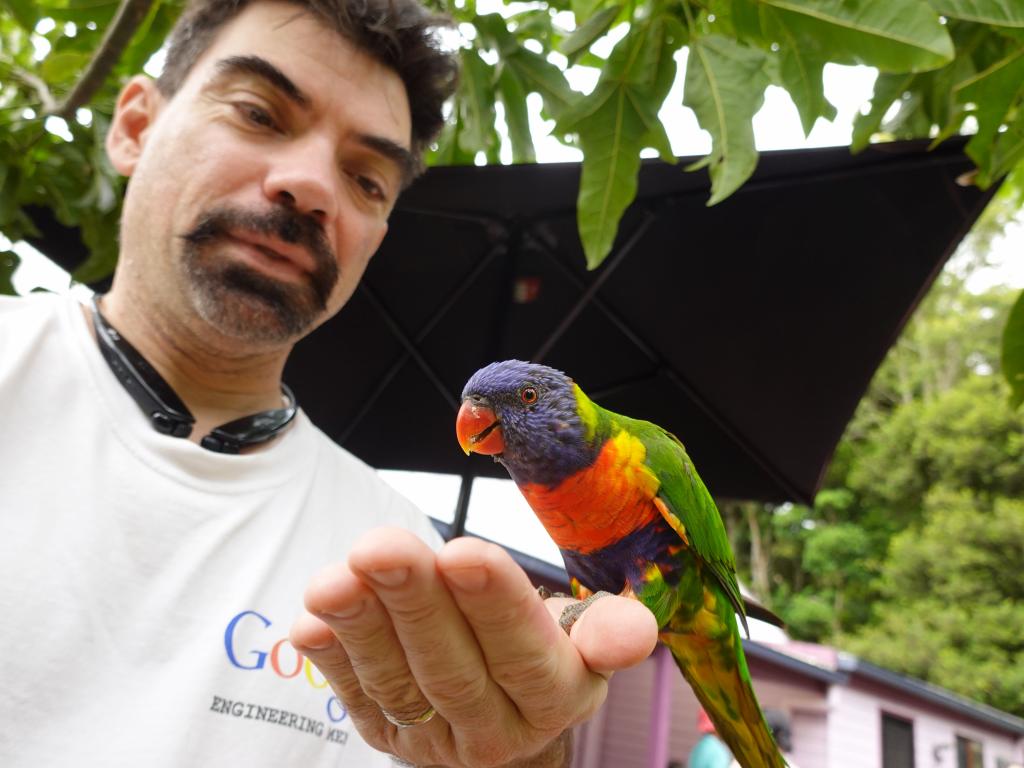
[389,597,443,626]
[486,588,536,630]
[489,647,561,695]
[355,666,424,712]
[426,664,488,703]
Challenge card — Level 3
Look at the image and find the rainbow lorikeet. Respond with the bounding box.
[455,360,786,768]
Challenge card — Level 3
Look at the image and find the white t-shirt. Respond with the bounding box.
[0,293,440,766]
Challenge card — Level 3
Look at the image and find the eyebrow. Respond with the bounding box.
[359,133,418,188]
[212,54,417,188]
[213,55,310,109]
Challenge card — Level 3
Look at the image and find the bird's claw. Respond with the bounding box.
[536,585,571,601]
[557,590,612,635]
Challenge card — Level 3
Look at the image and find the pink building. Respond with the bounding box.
[481,539,1024,768]
[571,640,1024,768]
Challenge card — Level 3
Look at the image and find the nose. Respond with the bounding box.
[262,135,338,225]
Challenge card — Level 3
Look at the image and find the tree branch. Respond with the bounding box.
[9,64,58,114]
[48,0,157,119]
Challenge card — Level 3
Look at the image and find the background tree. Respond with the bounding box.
[842,488,1024,718]
[721,255,1024,716]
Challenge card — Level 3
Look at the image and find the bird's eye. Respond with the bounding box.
[520,387,538,404]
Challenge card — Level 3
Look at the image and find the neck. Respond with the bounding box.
[92,287,293,445]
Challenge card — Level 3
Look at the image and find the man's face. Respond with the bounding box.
[114,1,413,344]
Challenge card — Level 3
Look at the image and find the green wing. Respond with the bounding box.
[633,419,750,636]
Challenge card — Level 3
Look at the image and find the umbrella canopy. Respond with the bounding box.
[29,137,993,505]
[286,137,992,505]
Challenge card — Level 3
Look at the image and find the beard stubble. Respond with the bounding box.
[178,204,340,343]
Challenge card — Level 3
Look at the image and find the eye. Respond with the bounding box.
[355,174,386,201]
[520,386,538,405]
[235,103,277,130]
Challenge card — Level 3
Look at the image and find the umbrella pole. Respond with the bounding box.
[451,472,475,539]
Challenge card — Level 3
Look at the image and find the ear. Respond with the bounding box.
[106,75,165,176]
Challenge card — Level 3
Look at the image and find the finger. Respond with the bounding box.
[298,563,440,748]
[289,609,337,651]
[437,537,607,730]
[559,596,659,676]
[288,609,398,748]
[345,528,524,755]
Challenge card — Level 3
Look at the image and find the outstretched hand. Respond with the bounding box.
[290,528,659,767]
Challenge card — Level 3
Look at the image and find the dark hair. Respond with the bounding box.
[157,0,458,178]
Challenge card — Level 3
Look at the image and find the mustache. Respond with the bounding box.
[180,205,339,306]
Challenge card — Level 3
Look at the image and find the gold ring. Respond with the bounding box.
[381,704,437,729]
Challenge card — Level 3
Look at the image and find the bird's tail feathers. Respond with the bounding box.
[661,632,787,768]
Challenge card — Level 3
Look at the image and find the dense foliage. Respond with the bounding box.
[728,243,1024,717]
[0,0,178,290]
[2,1,1024,266]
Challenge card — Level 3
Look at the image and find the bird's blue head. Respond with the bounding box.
[456,360,600,486]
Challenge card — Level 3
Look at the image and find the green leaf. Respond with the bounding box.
[429,114,477,166]
[683,34,768,205]
[1,0,38,31]
[572,0,605,26]
[0,249,18,296]
[560,5,622,64]
[455,48,498,156]
[989,115,1024,181]
[473,13,519,56]
[508,9,554,45]
[764,10,836,135]
[33,0,121,25]
[1002,288,1024,408]
[80,113,120,213]
[120,1,179,73]
[758,0,954,73]
[41,51,92,83]
[0,162,21,226]
[730,0,768,41]
[72,209,121,285]
[848,52,975,150]
[504,47,577,122]
[954,46,1024,184]
[928,0,1024,27]
[556,16,681,268]
[497,65,536,163]
[851,72,916,151]
[917,29,982,131]
[474,10,564,157]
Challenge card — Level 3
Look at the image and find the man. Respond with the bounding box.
[0,0,657,766]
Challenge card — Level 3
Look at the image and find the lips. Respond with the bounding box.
[229,232,315,277]
[456,400,505,455]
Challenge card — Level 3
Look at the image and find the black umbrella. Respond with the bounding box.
[29,137,994,530]
[286,137,993,530]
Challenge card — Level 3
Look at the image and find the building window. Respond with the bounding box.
[882,713,915,768]
[957,736,984,768]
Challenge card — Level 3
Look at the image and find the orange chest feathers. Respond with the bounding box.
[518,431,662,554]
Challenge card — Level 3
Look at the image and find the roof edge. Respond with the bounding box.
[837,653,1024,737]
[742,640,845,684]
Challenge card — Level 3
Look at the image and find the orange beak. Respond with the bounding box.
[455,400,505,456]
